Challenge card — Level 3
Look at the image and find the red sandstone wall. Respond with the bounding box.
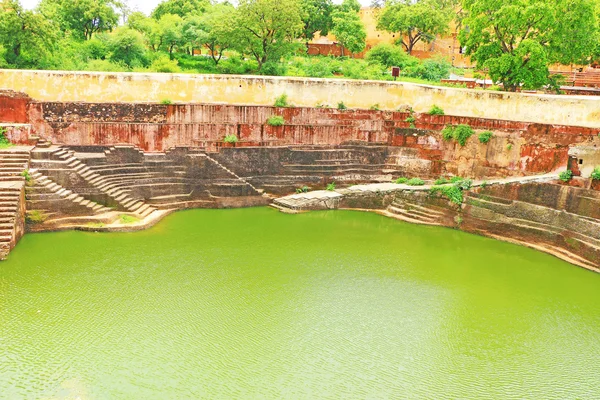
[2,99,598,178]
[0,91,29,124]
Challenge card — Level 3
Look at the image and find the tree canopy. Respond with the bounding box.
[39,0,121,40]
[377,0,453,54]
[459,0,600,91]
[234,0,304,70]
[151,0,209,19]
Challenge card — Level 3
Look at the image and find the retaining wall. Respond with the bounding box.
[2,69,600,127]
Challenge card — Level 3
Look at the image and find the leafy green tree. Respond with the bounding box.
[157,14,184,57]
[377,0,452,54]
[234,0,304,70]
[0,0,56,66]
[108,27,147,67]
[549,0,599,66]
[331,10,366,56]
[192,4,237,65]
[460,0,599,91]
[39,0,122,40]
[151,0,209,19]
[338,0,361,13]
[300,0,334,42]
[365,42,418,68]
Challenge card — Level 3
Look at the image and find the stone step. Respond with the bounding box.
[387,205,439,224]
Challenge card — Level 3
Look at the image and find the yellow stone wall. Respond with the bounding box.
[1,69,600,128]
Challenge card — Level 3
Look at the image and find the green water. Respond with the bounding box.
[1,208,599,399]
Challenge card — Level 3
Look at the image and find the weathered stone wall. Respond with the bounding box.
[3,69,600,127]
[23,101,600,178]
[336,180,600,271]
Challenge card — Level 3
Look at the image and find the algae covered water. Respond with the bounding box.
[1,208,599,399]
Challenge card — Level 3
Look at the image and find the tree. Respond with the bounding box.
[549,0,599,67]
[300,0,334,42]
[107,27,147,67]
[460,0,599,91]
[39,0,122,40]
[331,9,366,56]
[234,0,304,70]
[151,0,209,19]
[157,14,184,57]
[0,0,56,66]
[377,0,452,55]
[338,0,361,13]
[190,4,237,65]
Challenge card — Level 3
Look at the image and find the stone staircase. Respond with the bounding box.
[48,147,158,218]
[385,200,446,225]
[203,153,262,195]
[0,147,32,259]
[26,169,112,218]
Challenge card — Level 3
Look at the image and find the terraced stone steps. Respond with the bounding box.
[48,147,158,218]
[0,186,22,259]
[27,169,112,216]
[386,201,445,225]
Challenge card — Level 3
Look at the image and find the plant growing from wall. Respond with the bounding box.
[326,182,336,191]
[506,144,513,151]
[0,127,11,148]
[405,116,416,128]
[441,124,474,146]
[267,115,285,126]
[478,131,493,144]
[160,99,173,104]
[337,101,347,110]
[370,104,380,111]
[26,210,48,224]
[591,167,600,180]
[428,104,444,115]
[434,177,449,185]
[223,134,238,143]
[559,169,573,182]
[274,94,289,107]
[21,170,31,183]
[395,177,408,184]
[296,185,310,193]
[407,177,425,186]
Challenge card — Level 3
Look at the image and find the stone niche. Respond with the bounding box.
[568,145,600,177]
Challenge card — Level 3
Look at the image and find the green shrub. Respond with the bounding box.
[223,134,238,143]
[337,101,347,110]
[428,105,444,115]
[450,176,465,183]
[149,55,180,73]
[591,167,600,180]
[407,178,425,186]
[559,169,573,182]
[26,210,48,224]
[296,186,310,193]
[453,125,475,146]
[274,94,289,107]
[434,177,449,185]
[0,127,10,147]
[478,131,493,144]
[119,214,140,224]
[404,56,451,81]
[442,124,474,146]
[405,116,416,128]
[364,43,419,69]
[395,177,408,184]
[160,99,172,105]
[455,178,472,190]
[429,185,464,205]
[370,104,380,111]
[481,180,488,188]
[267,115,285,126]
[507,144,513,151]
[326,182,336,191]
[21,170,31,182]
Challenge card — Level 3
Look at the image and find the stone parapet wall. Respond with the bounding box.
[2,69,600,127]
